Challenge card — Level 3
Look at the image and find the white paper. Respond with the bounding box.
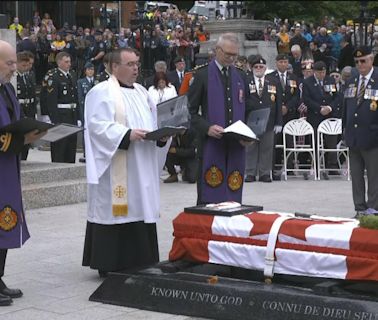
[41,124,83,142]
[223,120,258,140]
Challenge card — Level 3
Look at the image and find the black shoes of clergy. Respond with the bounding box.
[0,280,23,306]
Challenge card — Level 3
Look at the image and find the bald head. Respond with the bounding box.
[0,40,17,84]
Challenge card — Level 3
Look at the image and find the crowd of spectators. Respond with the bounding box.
[10,7,209,84]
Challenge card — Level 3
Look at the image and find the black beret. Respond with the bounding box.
[84,61,94,69]
[174,56,185,64]
[353,46,372,58]
[313,61,327,71]
[247,54,256,65]
[329,67,340,75]
[251,56,266,67]
[276,53,289,61]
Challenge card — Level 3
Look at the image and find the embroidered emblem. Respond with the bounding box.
[370,100,377,111]
[0,206,18,231]
[0,133,12,152]
[356,50,362,57]
[228,171,243,191]
[113,185,126,198]
[205,166,223,188]
[271,94,275,102]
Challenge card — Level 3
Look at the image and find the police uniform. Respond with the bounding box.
[42,67,79,163]
[245,57,283,182]
[77,77,94,122]
[343,46,378,214]
[16,71,36,160]
[303,61,340,175]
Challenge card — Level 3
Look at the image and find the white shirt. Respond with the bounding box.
[148,84,177,105]
[358,67,374,92]
[254,75,265,88]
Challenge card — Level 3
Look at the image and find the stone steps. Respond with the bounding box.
[21,161,87,210]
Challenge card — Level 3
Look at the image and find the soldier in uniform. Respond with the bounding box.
[188,33,252,204]
[42,51,79,163]
[77,61,95,163]
[94,52,111,85]
[303,60,339,179]
[244,55,283,183]
[343,46,378,216]
[87,30,106,74]
[270,53,300,180]
[16,52,37,160]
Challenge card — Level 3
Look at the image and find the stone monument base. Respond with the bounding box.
[90,261,378,320]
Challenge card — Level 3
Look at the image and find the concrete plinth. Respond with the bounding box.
[200,19,277,69]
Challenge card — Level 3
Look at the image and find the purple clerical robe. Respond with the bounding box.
[0,83,30,249]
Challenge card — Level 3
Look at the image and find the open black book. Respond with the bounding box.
[145,126,186,141]
[0,118,83,142]
[247,108,270,137]
[222,120,259,142]
[146,95,190,140]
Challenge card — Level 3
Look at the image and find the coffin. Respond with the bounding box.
[169,211,378,282]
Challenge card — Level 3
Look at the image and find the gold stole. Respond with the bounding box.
[109,75,128,216]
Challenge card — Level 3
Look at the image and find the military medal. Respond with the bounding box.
[271,94,275,102]
[370,100,377,111]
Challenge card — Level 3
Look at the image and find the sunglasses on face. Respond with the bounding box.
[253,65,265,69]
[354,59,366,64]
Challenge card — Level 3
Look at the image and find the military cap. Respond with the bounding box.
[329,67,340,75]
[353,46,372,58]
[94,30,103,36]
[247,54,256,65]
[174,56,185,64]
[84,61,94,69]
[313,61,327,71]
[251,56,266,67]
[276,53,289,61]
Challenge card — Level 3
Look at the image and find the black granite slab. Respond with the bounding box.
[90,262,378,320]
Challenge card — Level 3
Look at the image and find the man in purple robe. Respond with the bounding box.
[188,33,252,204]
[0,40,46,306]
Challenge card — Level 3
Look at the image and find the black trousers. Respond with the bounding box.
[0,249,7,278]
[165,153,197,183]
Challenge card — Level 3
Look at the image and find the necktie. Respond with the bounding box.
[179,72,183,83]
[258,78,263,97]
[222,67,228,84]
[280,73,285,90]
[319,80,324,94]
[357,76,366,104]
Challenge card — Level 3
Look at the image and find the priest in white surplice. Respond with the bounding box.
[82,48,168,277]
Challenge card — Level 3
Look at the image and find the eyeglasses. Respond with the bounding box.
[253,65,265,69]
[118,61,141,67]
[218,47,238,59]
[354,59,366,64]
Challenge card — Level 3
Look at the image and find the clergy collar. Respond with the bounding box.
[118,80,134,89]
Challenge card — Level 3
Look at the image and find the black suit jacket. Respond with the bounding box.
[167,70,184,93]
[303,75,339,128]
[245,72,283,131]
[270,71,300,123]
[343,67,378,149]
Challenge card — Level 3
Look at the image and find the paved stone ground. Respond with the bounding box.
[0,149,355,319]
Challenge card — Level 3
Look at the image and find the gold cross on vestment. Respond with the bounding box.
[114,185,126,198]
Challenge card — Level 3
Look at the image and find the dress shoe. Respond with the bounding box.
[303,172,309,180]
[79,157,86,163]
[164,174,178,183]
[0,293,12,306]
[321,172,329,180]
[259,175,272,183]
[98,270,108,278]
[244,175,256,183]
[0,287,22,299]
[272,174,281,181]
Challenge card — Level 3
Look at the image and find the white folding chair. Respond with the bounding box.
[317,118,350,180]
[283,119,317,180]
